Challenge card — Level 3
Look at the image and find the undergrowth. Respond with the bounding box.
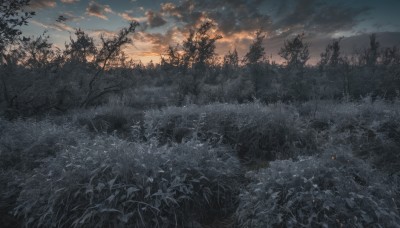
[1,99,399,227]
[15,137,241,227]
[236,151,400,227]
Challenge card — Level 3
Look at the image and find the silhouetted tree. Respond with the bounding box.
[381,46,399,66]
[1,0,35,116]
[21,33,54,69]
[279,33,310,70]
[279,34,311,101]
[81,21,139,107]
[0,0,35,57]
[64,28,97,64]
[181,21,222,71]
[319,38,343,70]
[222,49,239,78]
[243,30,266,65]
[364,34,380,67]
[161,45,181,70]
[224,49,239,68]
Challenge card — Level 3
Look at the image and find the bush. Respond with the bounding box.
[145,103,317,161]
[0,118,86,227]
[73,105,145,141]
[236,152,400,227]
[0,118,83,171]
[15,137,241,227]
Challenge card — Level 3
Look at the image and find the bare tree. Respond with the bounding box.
[80,21,139,107]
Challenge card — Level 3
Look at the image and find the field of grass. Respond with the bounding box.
[1,98,400,227]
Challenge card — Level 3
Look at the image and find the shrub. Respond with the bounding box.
[0,118,86,227]
[73,105,145,141]
[15,137,241,227]
[236,152,400,227]
[145,103,317,161]
[0,118,83,171]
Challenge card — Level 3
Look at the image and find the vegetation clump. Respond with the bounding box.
[236,152,400,227]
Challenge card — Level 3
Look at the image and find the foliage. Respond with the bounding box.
[0,118,87,227]
[236,152,400,227]
[15,138,241,227]
[243,30,266,65]
[0,118,85,171]
[145,102,317,161]
[279,33,310,70]
[0,0,35,54]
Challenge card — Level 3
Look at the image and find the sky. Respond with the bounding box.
[21,0,400,64]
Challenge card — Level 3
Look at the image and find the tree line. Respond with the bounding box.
[1,0,399,119]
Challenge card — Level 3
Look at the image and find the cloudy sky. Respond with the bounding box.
[22,0,400,64]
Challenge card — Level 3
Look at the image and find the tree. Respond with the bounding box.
[0,0,35,58]
[224,49,239,68]
[243,30,266,65]
[164,21,222,102]
[81,21,139,107]
[278,34,311,101]
[161,45,181,70]
[0,0,34,116]
[319,37,343,70]
[181,21,222,71]
[21,33,54,69]
[279,33,310,70]
[64,28,97,64]
[381,46,399,66]
[364,34,380,67]
[319,38,353,98]
[222,49,239,79]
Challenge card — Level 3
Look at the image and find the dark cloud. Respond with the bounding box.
[272,0,370,37]
[161,1,205,27]
[132,28,181,53]
[275,0,317,28]
[157,0,369,40]
[86,1,113,20]
[160,0,271,34]
[311,5,369,33]
[29,0,56,9]
[58,12,85,22]
[60,0,79,3]
[146,11,167,28]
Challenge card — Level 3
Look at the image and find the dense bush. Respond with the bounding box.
[72,105,145,141]
[146,103,317,161]
[0,118,84,171]
[236,152,400,227]
[15,137,241,227]
[0,118,87,227]
[306,99,400,174]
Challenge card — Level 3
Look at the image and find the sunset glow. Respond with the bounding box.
[22,0,400,64]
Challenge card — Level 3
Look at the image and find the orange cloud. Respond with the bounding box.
[119,12,147,23]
